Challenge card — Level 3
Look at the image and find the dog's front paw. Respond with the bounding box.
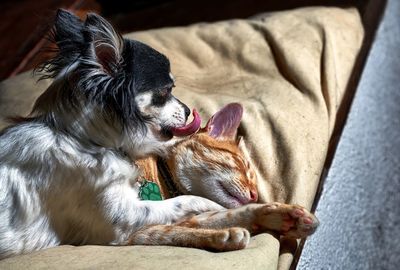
[211,227,250,251]
[255,203,319,238]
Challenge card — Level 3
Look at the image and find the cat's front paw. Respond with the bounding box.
[280,205,319,238]
[255,203,319,238]
[211,227,250,251]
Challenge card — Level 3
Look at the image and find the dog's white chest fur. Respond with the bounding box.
[0,123,141,256]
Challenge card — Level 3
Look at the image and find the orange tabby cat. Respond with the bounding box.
[132,103,319,251]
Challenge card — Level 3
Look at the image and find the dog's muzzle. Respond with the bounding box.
[169,109,201,137]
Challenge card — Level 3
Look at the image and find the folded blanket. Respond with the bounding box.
[0,6,363,270]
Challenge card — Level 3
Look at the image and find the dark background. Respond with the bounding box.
[0,0,365,81]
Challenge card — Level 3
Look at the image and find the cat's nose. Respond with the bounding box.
[249,188,258,202]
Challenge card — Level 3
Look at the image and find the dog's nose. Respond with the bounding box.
[183,105,190,119]
[175,98,191,119]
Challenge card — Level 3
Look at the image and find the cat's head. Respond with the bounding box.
[167,103,258,208]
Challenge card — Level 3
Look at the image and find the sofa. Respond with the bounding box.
[0,6,364,270]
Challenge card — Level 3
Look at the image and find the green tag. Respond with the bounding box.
[139,180,163,201]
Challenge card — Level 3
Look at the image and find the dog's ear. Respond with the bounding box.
[36,9,85,79]
[205,103,243,141]
[85,13,123,76]
[53,9,85,52]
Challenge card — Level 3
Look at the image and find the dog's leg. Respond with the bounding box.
[176,203,319,239]
[127,224,249,251]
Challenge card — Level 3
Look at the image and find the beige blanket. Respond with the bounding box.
[0,6,363,270]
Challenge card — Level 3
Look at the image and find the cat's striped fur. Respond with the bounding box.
[132,104,319,251]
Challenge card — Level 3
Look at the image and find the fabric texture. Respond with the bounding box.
[0,7,363,270]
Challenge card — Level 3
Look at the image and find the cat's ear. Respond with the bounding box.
[205,103,243,141]
[85,13,123,75]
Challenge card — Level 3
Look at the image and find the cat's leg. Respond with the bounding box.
[176,203,319,239]
[103,192,225,244]
[251,203,319,238]
[127,224,250,251]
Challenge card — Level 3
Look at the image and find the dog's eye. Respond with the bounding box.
[152,87,173,106]
[160,87,172,97]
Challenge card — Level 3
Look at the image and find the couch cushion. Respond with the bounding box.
[0,6,363,270]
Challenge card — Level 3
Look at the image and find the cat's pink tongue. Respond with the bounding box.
[170,109,201,137]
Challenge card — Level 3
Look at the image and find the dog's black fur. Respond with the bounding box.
[35,10,185,136]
